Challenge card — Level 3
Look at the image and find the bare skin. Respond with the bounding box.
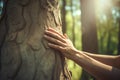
[44,28,120,80]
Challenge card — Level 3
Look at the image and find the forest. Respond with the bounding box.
[0,0,120,80]
[60,0,120,79]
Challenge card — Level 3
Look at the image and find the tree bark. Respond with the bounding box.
[80,0,98,80]
[61,0,66,34]
[0,0,71,80]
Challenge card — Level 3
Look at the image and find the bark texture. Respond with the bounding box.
[0,0,71,80]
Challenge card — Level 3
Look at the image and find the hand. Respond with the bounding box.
[44,28,78,59]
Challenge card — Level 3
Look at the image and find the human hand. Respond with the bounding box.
[44,28,78,59]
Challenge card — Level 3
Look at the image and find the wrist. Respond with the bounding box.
[71,49,85,62]
[68,48,81,60]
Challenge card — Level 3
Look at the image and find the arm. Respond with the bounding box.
[44,28,120,80]
[83,52,120,69]
[72,50,120,80]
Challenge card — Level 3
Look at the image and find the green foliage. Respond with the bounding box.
[60,0,120,80]
[96,11,119,55]
[67,60,82,80]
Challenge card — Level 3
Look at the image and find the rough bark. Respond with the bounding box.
[0,0,71,80]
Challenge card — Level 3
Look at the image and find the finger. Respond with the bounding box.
[48,43,64,52]
[47,28,65,38]
[45,30,66,43]
[44,35,66,47]
[64,33,69,39]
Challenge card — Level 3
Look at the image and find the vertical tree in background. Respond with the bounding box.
[80,0,98,80]
[70,0,75,46]
[118,14,120,54]
[0,0,71,80]
[106,17,112,55]
[113,0,120,55]
[104,0,113,55]
[117,1,120,54]
[61,0,66,34]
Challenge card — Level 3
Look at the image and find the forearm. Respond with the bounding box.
[72,50,120,80]
[82,51,120,69]
[44,28,120,80]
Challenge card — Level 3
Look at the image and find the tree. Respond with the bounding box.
[70,0,75,46]
[61,0,66,34]
[80,0,98,80]
[116,1,120,55]
[118,15,120,54]
[113,0,120,54]
[0,0,71,80]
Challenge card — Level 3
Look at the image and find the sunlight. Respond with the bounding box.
[96,0,112,13]
[100,0,109,7]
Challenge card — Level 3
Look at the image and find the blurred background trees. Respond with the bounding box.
[0,0,120,80]
[59,0,120,80]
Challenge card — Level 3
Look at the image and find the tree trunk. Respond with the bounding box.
[113,0,120,54]
[61,0,66,34]
[0,0,71,80]
[80,0,98,80]
[106,32,112,54]
[80,0,98,53]
[117,2,120,55]
[118,13,120,55]
[70,0,75,46]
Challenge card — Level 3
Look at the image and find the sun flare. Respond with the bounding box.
[96,0,112,13]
